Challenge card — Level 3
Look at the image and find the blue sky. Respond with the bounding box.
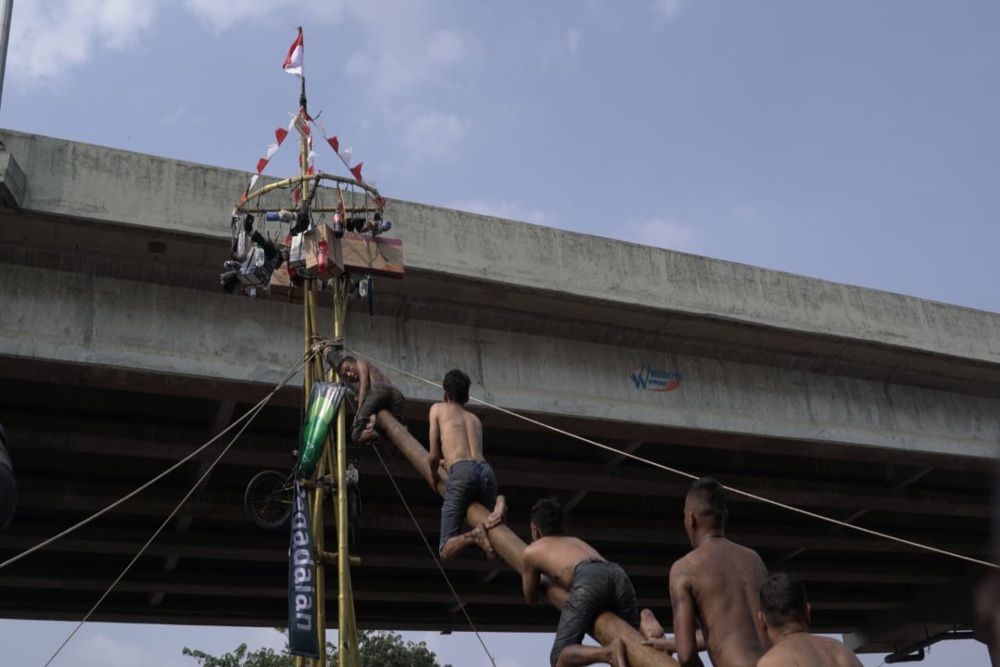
[0,0,996,665]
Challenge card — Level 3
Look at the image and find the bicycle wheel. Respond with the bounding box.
[245,470,293,529]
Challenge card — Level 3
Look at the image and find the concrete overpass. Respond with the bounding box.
[0,129,996,657]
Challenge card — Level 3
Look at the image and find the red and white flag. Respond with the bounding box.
[283,29,304,78]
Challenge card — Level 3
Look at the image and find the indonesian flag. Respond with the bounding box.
[283,29,304,78]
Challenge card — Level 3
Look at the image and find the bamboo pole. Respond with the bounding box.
[332,280,360,667]
[375,411,679,667]
[304,285,326,667]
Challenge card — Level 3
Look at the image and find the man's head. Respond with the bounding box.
[337,356,359,382]
[684,476,727,545]
[758,573,811,637]
[442,369,471,405]
[530,496,563,541]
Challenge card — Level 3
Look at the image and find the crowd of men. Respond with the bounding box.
[345,361,998,667]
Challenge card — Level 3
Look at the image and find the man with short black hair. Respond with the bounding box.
[522,496,638,667]
[756,573,862,667]
[641,477,769,667]
[428,368,505,560]
[974,466,999,667]
[0,422,16,530]
[336,355,405,444]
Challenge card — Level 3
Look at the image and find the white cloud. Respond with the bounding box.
[161,107,203,127]
[343,11,481,104]
[183,0,346,32]
[566,28,582,55]
[11,0,478,163]
[617,217,702,252]
[448,199,555,227]
[9,0,159,84]
[403,112,470,163]
[733,205,761,222]
[426,28,476,65]
[651,0,685,20]
[67,633,189,667]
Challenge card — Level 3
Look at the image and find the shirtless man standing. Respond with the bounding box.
[0,422,15,531]
[522,496,637,667]
[336,356,405,444]
[641,477,769,667]
[428,368,505,560]
[974,466,999,667]
[756,573,862,667]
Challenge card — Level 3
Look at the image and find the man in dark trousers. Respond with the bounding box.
[0,422,16,530]
[336,355,405,444]
[522,496,639,667]
[428,369,505,560]
[974,464,999,667]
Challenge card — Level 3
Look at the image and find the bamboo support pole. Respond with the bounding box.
[375,411,679,667]
[331,280,360,667]
[303,284,326,667]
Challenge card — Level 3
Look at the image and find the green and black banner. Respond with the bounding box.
[288,477,319,658]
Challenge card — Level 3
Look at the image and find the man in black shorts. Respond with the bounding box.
[522,497,638,667]
[0,422,16,530]
[428,369,505,559]
[336,356,405,444]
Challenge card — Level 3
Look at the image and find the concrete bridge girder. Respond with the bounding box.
[1,263,996,463]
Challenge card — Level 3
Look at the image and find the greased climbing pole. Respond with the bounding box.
[229,27,401,667]
[373,412,680,667]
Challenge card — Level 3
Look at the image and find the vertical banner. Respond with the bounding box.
[288,478,320,658]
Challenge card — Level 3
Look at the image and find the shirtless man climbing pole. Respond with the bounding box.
[755,573,862,667]
[336,355,405,444]
[428,368,506,560]
[522,496,637,667]
[641,477,769,667]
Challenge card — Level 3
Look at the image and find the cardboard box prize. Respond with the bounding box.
[303,223,344,277]
[342,231,404,278]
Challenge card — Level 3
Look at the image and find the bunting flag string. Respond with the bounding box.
[239,111,372,204]
[236,29,378,204]
[312,119,366,184]
[253,116,298,177]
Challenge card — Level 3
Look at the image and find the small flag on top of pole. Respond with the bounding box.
[283,27,304,78]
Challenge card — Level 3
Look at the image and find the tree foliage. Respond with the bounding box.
[183,630,452,667]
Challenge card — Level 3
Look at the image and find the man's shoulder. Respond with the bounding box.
[756,643,791,667]
[808,634,853,652]
[669,551,699,581]
[522,540,544,564]
[723,538,767,563]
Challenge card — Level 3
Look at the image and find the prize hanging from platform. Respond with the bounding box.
[220,28,405,309]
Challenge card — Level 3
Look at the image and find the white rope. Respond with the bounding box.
[41,350,316,666]
[370,443,498,667]
[346,347,1000,571]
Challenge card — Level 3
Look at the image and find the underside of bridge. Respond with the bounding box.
[0,132,997,657]
[0,366,994,654]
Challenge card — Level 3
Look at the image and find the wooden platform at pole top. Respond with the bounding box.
[375,410,680,667]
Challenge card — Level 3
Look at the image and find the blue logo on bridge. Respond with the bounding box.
[629,365,682,392]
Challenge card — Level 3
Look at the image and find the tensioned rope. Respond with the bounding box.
[41,349,316,666]
[347,347,999,571]
[370,444,498,667]
[0,350,315,573]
